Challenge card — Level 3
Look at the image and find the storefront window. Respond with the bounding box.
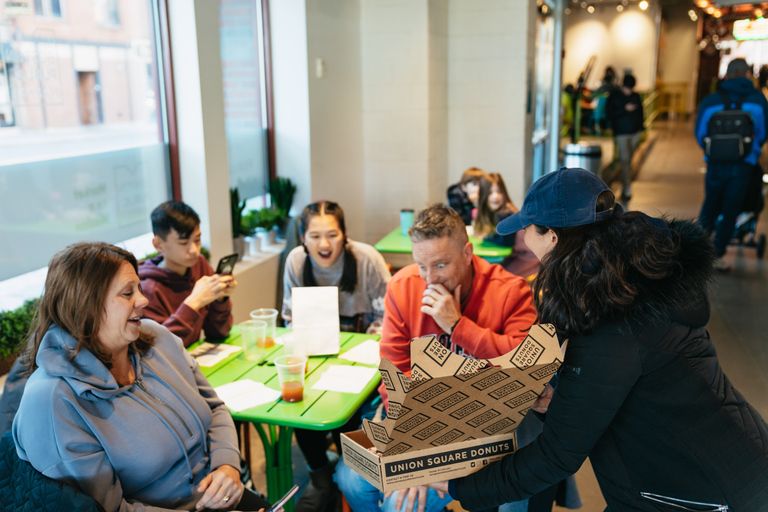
[0,0,171,306]
[218,0,269,201]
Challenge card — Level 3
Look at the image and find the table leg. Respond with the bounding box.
[253,423,296,512]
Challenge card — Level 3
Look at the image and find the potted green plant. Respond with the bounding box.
[242,207,283,246]
[230,187,247,259]
[268,177,297,240]
[0,298,39,375]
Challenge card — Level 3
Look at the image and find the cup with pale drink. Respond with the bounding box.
[249,308,278,348]
[239,320,267,361]
[274,355,307,402]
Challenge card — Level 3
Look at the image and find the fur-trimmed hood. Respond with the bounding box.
[618,217,716,328]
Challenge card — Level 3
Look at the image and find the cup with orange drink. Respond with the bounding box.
[250,308,278,348]
[274,355,307,402]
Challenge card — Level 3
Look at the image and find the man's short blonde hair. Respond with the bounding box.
[409,204,469,245]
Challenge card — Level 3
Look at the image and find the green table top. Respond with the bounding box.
[375,227,512,258]
[192,327,381,430]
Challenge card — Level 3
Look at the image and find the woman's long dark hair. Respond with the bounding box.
[474,173,517,238]
[299,201,357,293]
[532,191,681,338]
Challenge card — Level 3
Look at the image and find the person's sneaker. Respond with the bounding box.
[713,257,731,272]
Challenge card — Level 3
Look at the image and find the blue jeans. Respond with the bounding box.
[699,161,754,257]
[335,415,541,512]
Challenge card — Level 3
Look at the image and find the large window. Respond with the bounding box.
[218,0,269,200]
[0,0,171,308]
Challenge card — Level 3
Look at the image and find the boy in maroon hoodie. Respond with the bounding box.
[139,201,237,347]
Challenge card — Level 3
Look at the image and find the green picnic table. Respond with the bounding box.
[374,227,512,267]
[192,327,380,512]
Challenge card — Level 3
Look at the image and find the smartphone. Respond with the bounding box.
[266,485,299,512]
[215,253,239,275]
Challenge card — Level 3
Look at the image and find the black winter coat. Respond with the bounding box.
[451,220,768,511]
[607,89,644,136]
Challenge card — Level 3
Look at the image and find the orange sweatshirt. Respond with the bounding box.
[379,255,536,408]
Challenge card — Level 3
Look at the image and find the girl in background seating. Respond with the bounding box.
[474,173,540,282]
[281,200,391,512]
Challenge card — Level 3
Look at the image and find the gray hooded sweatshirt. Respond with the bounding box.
[12,320,240,512]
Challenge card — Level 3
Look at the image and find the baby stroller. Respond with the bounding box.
[724,164,766,258]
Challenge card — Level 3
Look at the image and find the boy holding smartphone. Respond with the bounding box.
[139,201,237,347]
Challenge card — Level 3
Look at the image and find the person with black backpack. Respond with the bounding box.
[607,73,644,201]
[695,58,768,271]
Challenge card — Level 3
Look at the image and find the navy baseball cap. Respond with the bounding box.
[497,168,615,235]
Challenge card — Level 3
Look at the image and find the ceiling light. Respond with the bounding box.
[587,5,595,12]
[698,0,707,7]
[581,1,587,7]
[706,6,715,14]
[688,9,698,21]
[639,0,648,10]
[713,10,722,18]
[617,4,624,11]
[565,7,572,14]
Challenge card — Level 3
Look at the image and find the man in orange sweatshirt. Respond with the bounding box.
[336,204,537,512]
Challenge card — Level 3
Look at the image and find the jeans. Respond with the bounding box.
[698,161,754,257]
[335,414,543,512]
[614,132,641,196]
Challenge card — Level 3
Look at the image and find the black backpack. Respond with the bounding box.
[704,91,755,162]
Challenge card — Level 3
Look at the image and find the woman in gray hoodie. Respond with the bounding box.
[12,242,269,512]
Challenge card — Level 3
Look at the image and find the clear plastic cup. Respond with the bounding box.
[250,308,278,348]
[239,320,267,361]
[274,355,307,402]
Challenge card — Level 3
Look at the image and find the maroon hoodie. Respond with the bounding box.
[138,254,233,347]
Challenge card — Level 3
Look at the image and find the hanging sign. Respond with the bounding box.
[734,18,768,41]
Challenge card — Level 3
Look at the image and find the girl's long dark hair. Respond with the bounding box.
[474,173,516,238]
[299,201,357,293]
[532,191,681,339]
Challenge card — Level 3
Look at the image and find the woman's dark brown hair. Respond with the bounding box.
[299,201,357,293]
[532,191,681,338]
[474,173,517,238]
[23,242,155,372]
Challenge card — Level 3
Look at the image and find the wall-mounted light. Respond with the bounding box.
[688,9,698,21]
[617,4,624,11]
[706,6,715,14]
[698,0,707,8]
[639,0,648,10]
[713,10,722,18]
[587,5,595,12]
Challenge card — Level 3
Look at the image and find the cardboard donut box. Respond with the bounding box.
[341,324,563,492]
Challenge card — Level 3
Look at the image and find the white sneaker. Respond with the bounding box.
[713,257,731,272]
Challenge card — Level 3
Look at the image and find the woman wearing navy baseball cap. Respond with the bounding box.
[429,168,768,511]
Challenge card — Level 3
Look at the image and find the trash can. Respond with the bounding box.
[563,143,602,175]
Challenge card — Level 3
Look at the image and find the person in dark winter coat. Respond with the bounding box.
[607,74,644,200]
[428,168,768,512]
[695,58,768,271]
[446,167,486,225]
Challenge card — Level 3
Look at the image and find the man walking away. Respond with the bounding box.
[695,58,768,271]
[607,74,644,201]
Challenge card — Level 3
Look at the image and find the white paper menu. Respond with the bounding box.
[290,286,340,356]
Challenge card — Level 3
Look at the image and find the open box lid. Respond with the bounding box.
[362,324,563,455]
